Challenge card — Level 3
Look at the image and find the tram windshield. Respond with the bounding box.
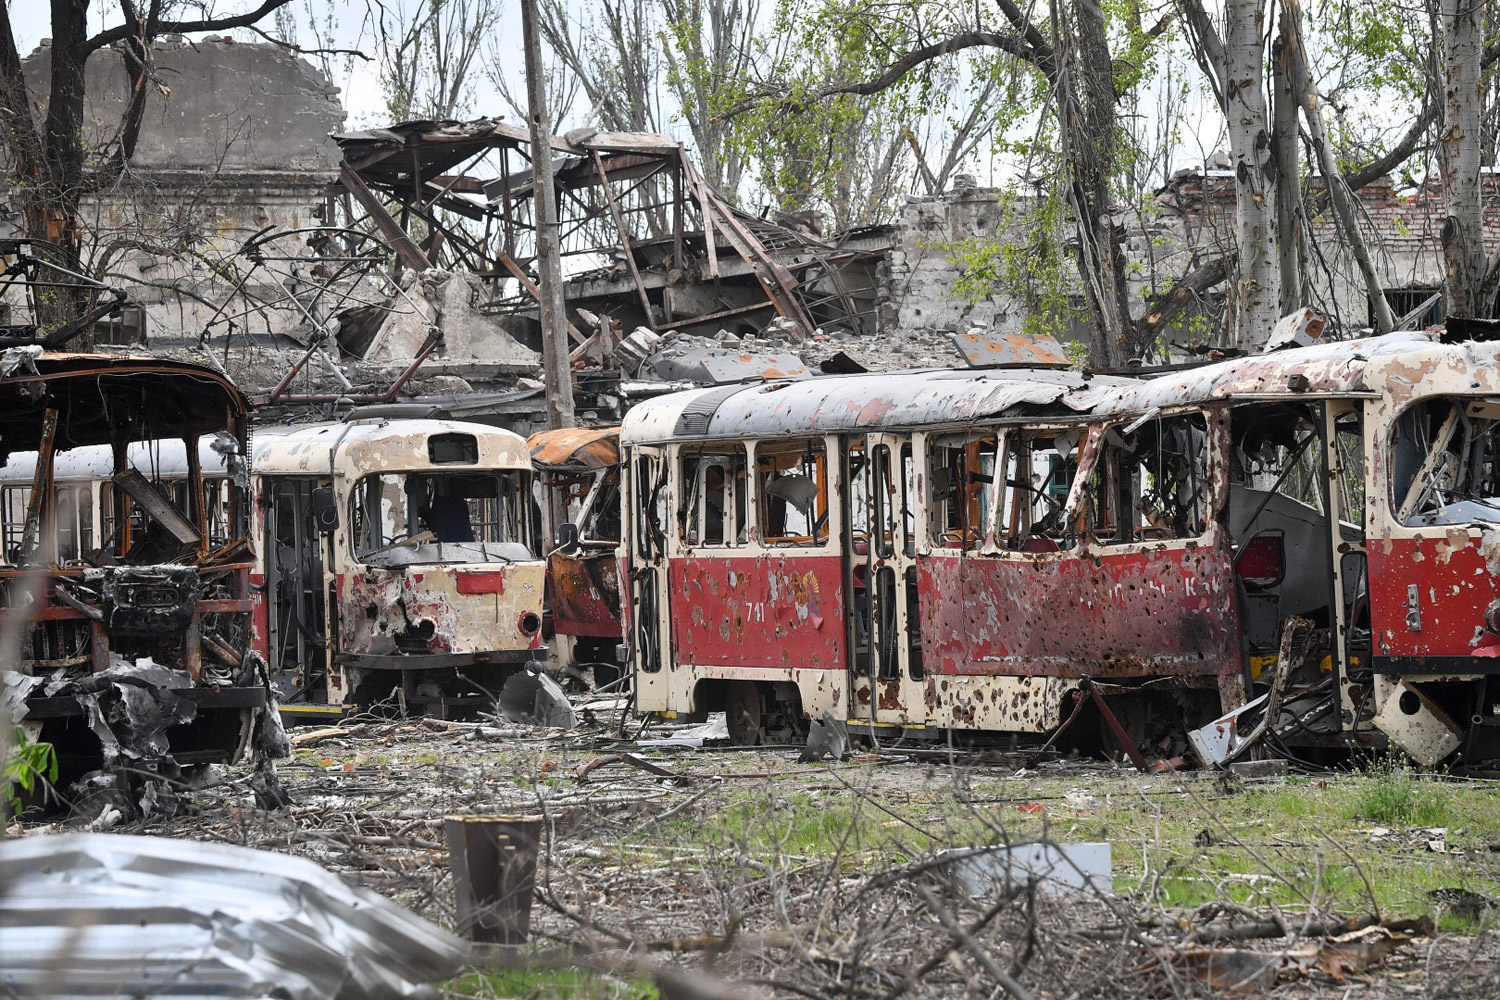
[351,470,535,565]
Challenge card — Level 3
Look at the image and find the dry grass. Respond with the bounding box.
[11,718,1500,998]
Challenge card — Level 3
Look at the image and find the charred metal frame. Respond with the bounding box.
[0,354,262,772]
[321,122,888,359]
[529,427,625,679]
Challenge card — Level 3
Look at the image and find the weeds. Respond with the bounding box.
[2,726,57,819]
[1350,754,1451,827]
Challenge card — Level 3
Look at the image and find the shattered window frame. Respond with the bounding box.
[678,446,750,549]
[755,438,831,548]
[1086,410,1212,545]
[348,469,535,564]
[994,425,1086,551]
[1389,395,1500,526]
[924,431,998,551]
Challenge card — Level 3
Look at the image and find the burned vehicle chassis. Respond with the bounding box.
[0,354,264,800]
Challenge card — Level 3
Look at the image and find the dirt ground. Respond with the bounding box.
[9,701,1500,999]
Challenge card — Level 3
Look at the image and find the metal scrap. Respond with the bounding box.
[0,833,468,999]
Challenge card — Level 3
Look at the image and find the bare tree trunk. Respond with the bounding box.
[1437,0,1487,319]
[1221,0,1281,351]
[1058,0,1134,366]
[1271,30,1303,314]
[1281,0,1393,333]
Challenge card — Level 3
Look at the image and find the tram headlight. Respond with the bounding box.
[518,611,542,636]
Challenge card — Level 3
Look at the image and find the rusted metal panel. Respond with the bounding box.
[338,563,545,658]
[952,332,1072,368]
[528,426,620,472]
[917,545,1240,679]
[1368,533,1500,660]
[668,554,844,670]
[547,552,621,638]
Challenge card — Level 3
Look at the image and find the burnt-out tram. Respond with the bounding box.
[619,331,1500,764]
[0,352,266,782]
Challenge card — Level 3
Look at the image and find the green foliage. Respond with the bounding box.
[1349,755,1450,828]
[933,193,1087,342]
[3,727,58,818]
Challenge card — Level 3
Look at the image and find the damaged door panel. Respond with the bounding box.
[529,426,625,685]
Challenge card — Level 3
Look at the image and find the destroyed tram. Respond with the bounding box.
[619,329,1500,766]
[0,351,267,778]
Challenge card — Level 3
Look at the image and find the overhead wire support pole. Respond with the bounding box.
[521,0,576,430]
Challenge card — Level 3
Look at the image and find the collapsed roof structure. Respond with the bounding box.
[319,120,890,364]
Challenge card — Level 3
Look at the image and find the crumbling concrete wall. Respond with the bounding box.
[19,35,342,172]
[880,164,1500,359]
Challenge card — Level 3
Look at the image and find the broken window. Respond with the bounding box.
[996,428,1083,551]
[927,433,996,549]
[679,447,748,547]
[1086,412,1211,543]
[1228,402,1362,644]
[351,471,534,565]
[1,486,28,564]
[1391,397,1500,526]
[632,452,668,559]
[757,439,829,546]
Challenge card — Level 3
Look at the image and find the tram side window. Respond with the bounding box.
[758,440,830,546]
[680,448,748,547]
[1,485,95,564]
[1391,397,1500,526]
[996,429,1083,550]
[1088,413,1210,543]
[633,453,668,558]
[927,434,996,549]
[2,487,28,563]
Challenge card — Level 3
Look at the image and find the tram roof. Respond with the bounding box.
[252,417,530,477]
[529,426,621,472]
[620,332,1496,443]
[0,352,247,456]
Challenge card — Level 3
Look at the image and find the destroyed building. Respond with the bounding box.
[3,37,344,349]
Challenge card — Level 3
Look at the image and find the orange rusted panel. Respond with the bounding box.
[529,426,620,472]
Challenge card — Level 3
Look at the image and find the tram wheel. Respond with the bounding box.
[725,681,765,746]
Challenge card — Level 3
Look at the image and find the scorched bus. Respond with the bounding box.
[619,330,1500,766]
[0,352,265,786]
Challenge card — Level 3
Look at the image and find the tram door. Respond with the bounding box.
[264,477,329,700]
[847,434,925,729]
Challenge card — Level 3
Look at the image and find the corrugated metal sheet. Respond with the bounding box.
[0,833,467,1000]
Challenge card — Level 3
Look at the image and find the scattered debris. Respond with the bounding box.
[930,841,1113,900]
[1160,920,1429,994]
[798,711,849,762]
[574,752,685,784]
[498,668,579,728]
